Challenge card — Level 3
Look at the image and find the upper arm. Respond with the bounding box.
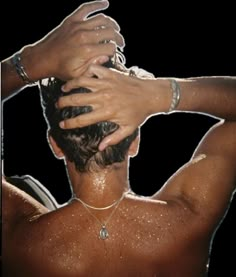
[155,120,236,227]
[2,178,49,234]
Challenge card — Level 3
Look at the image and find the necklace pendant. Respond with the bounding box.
[99,226,109,240]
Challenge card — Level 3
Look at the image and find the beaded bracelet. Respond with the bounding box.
[11,53,35,85]
[169,79,181,112]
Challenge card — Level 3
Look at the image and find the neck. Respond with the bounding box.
[66,160,130,208]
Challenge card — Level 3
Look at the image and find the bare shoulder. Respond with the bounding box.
[2,177,49,231]
[153,120,236,230]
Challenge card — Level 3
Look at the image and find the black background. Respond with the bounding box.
[1,0,236,275]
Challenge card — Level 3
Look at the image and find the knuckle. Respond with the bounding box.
[75,117,82,127]
[108,42,116,54]
[78,45,91,58]
[88,63,96,72]
[104,108,113,117]
[70,71,79,79]
[105,27,116,38]
[102,91,112,101]
[78,45,86,56]
[76,30,87,43]
[71,94,80,104]
[79,2,89,13]
[97,13,108,23]
[83,45,92,56]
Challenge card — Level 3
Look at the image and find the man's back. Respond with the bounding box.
[2,183,210,277]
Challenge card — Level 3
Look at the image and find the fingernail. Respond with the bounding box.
[99,138,111,151]
[59,121,65,129]
[61,85,67,92]
[99,142,107,151]
[101,0,109,4]
[99,56,109,64]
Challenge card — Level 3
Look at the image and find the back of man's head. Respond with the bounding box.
[39,60,138,172]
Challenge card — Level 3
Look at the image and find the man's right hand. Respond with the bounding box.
[57,65,162,151]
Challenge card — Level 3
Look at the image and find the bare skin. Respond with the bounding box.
[1,0,124,101]
[2,176,211,277]
[57,67,236,150]
[2,3,236,275]
[2,73,236,276]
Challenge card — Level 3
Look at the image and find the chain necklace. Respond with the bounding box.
[69,190,130,240]
[70,191,127,211]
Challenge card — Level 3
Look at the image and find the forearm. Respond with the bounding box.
[150,76,236,121]
[1,45,46,101]
[1,1,125,102]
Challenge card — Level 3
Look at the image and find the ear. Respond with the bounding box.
[48,133,65,159]
[128,132,140,158]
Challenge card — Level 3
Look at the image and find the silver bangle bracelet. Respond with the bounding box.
[11,53,35,85]
[168,79,181,112]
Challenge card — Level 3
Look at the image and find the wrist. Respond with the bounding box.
[146,78,173,115]
[20,44,51,82]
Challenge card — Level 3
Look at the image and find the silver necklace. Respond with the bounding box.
[70,190,130,240]
[70,191,127,211]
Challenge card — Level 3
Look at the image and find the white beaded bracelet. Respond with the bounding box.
[169,79,181,112]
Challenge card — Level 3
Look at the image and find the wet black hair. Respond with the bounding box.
[39,60,138,172]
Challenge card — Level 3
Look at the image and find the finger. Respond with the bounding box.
[59,109,111,129]
[91,27,125,47]
[81,13,120,31]
[88,41,117,58]
[68,55,109,79]
[57,92,99,109]
[75,27,124,47]
[83,64,111,78]
[99,127,133,151]
[81,55,110,69]
[71,42,116,69]
[93,55,110,65]
[61,76,101,92]
[70,0,109,21]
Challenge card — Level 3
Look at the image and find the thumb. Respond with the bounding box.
[82,55,109,77]
[84,64,110,79]
[93,55,110,65]
[72,55,109,78]
[99,127,132,151]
